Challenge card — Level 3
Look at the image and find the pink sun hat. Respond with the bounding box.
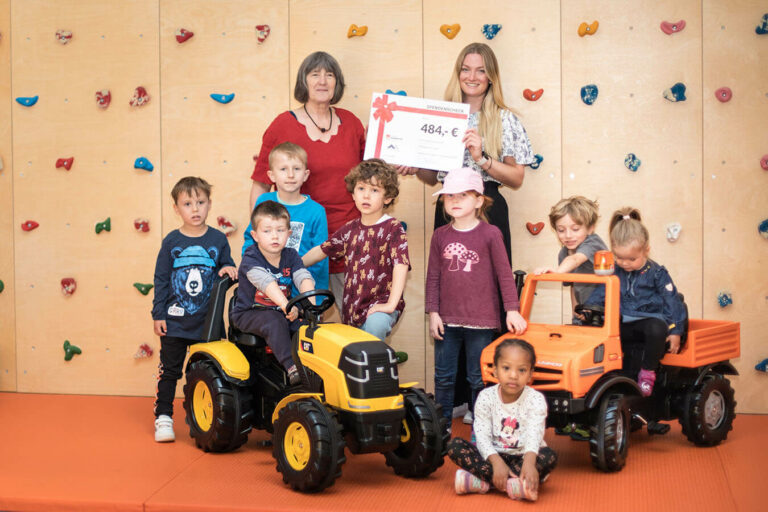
[433,167,484,196]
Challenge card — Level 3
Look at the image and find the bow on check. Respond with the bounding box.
[373,96,397,123]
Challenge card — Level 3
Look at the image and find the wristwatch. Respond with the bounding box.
[474,152,490,169]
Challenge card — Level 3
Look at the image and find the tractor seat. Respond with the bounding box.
[227,295,267,348]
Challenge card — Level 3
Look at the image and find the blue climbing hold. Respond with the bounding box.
[755,14,768,34]
[400,221,407,232]
[624,153,641,172]
[580,84,598,105]
[481,24,502,40]
[16,96,39,107]
[758,218,768,239]
[385,89,407,96]
[134,157,154,172]
[756,358,768,372]
[717,291,733,308]
[663,82,687,102]
[529,154,543,170]
[210,93,235,104]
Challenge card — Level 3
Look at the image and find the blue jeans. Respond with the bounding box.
[361,311,400,340]
[434,326,495,421]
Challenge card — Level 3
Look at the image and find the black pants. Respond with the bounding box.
[435,180,512,409]
[447,437,557,482]
[154,335,197,418]
[232,309,301,370]
[620,317,668,377]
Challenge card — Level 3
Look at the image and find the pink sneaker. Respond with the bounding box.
[506,476,538,501]
[454,469,490,495]
[638,369,656,397]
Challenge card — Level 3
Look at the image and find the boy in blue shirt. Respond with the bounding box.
[152,177,237,442]
[243,142,328,292]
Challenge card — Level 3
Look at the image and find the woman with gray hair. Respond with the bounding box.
[249,51,365,305]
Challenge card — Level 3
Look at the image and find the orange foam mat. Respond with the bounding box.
[0,392,764,512]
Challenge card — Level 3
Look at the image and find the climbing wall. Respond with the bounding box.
[702,0,768,413]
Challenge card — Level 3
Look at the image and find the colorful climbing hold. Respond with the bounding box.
[526,222,544,235]
[580,84,599,105]
[61,277,77,296]
[666,222,682,243]
[715,87,732,102]
[63,340,82,361]
[578,21,599,37]
[55,30,72,44]
[385,89,407,96]
[759,218,768,239]
[481,24,502,40]
[347,24,367,38]
[255,24,271,43]
[21,220,39,231]
[134,343,154,359]
[129,86,150,107]
[133,282,154,295]
[523,88,544,101]
[660,20,686,35]
[624,153,641,172]
[56,157,74,171]
[440,24,461,39]
[663,82,687,102]
[717,291,733,308]
[210,93,235,104]
[759,155,768,171]
[755,14,768,35]
[756,358,768,372]
[175,28,194,43]
[95,89,111,109]
[16,96,38,107]
[134,218,150,233]
[217,216,237,236]
[134,157,154,172]
[529,154,543,170]
[95,217,111,234]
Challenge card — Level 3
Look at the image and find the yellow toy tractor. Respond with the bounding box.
[182,277,448,492]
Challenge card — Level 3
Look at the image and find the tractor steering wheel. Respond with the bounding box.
[286,289,335,320]
[574,304,605,327]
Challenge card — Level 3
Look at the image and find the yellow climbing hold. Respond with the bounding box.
[440,24,461,39]
[578,21,599,37]
[347,24,368,38]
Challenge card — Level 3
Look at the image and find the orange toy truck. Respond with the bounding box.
[480,272,740,472]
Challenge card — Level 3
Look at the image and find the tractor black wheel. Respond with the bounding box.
[272,398,346,493]
[384,388,448,478]
[589,394,630,472]
[680,374,736,446]
[182,359,253,452]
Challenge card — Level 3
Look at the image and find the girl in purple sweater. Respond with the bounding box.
[426,167,527,429]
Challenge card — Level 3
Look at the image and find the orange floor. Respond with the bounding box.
[0,392,764,512]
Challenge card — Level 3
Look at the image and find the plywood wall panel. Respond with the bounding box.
[11,0,161,394]
[703,0,768,413]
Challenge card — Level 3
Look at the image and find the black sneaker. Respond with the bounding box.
[287,365,301,386]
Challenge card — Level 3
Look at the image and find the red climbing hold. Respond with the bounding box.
[660,20,686,35]
[526,222,545,235]
[95,89,111,109]
[715,87,732,102]
[175,28,194,43]
[255,24,271,44]
[21,220,39,231]
[129,86,150,107]
[61,277,77,296]
[523,88,544,101]
[217,216,237,236]
[134,343,154,359]
[760,154,768,171]
[134,218,150,233]
[55,30,73,44]
[56,157,74,171]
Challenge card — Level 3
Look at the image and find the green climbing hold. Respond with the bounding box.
[133,282,153,295]
[95,217,111,234]
[0,279,4,293]
[63,340,82,361]
[395,351,408,364]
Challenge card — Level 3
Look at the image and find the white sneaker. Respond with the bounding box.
[154,415,175,442]
[463,410,474,424]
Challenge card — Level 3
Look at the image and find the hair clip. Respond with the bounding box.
[622,215,631,220]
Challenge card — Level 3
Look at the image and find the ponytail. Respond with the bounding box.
[609,207,648,248]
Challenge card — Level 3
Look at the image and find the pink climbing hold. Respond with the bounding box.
[175,28,194,43]
[95,89,111,109]
[61,277,77,296]
[255,24,271,44]
[134,218,150,233]
[760,155,768,171]
[660,20,686,35]
[129,86,150,107]
[217,216,237,236]
[715,87,732,102]
[56,157,74,171]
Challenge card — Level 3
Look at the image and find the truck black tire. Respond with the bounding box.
[680,374,736,446]
[384,388,448,478]
[589,394,629,472]
[272,398,346,492]
[182,358,253,452]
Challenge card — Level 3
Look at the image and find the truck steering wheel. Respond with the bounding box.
[286,289,335,320]
[575,304,605,327]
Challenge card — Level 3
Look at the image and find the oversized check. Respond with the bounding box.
[363,93,470,172]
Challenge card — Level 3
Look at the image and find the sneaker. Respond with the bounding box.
[454,469,490,495]
[506,476,538,501]
[154,415,175,443]
[463,410,474,425]
[638,368,656,397]
[287,365,302,386]
[452,403,469,419]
